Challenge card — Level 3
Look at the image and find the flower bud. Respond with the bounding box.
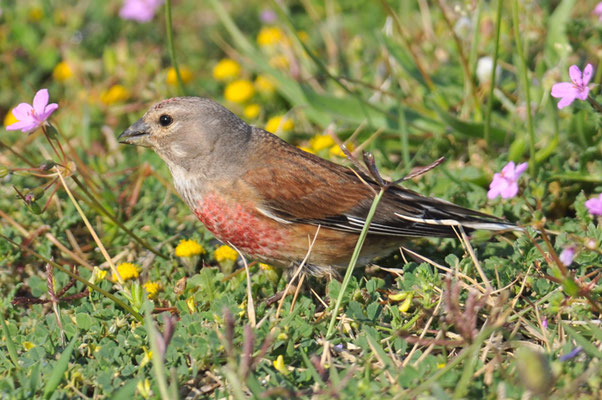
[27,203,42,215]
[44,124,59,139]
[39,160,57,171]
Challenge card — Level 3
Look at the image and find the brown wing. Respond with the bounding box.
[243,128,516,237]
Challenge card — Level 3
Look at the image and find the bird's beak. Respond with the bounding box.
[118,118,151,147]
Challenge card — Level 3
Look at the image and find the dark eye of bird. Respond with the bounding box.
[159,114,173,127]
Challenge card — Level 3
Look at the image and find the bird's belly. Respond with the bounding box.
[193,192,287,257]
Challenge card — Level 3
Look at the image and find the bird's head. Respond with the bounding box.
[119,97,251,171]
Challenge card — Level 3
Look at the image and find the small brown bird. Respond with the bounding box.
[119,97,515,276]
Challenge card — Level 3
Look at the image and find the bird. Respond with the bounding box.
[119,97,517,277]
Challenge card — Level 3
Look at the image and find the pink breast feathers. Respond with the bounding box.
[193,193,287,257]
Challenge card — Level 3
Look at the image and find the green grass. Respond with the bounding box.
[1,0,602,398]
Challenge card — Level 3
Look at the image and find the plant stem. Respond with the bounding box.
[165,0,185,95]
[512,0,536,176]
[435,0,481,119]
[587,95,602,114]
[70,176,167,260]
[0,233,143,322]
[326,187,385,338]
[484,0,503,146]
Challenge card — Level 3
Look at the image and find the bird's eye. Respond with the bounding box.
[159,114,173,127]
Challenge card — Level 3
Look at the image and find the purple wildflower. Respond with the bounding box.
[559,346,583,361]
[551,64,594,109]
[6,89,58,133]
[559,247,575,267]
[487,161,528,200]
[260,9,277,24]
[585,193,602,216]
[119,0,164,23]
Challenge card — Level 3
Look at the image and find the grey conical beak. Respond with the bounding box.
[118,118,151,147]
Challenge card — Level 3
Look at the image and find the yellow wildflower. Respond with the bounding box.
[259,263,275,271]
[89,267,107,285]
[112,262,140,282]
[277,332,288,341]
[243,104,261,119]
[273,355,289,375]
[100,84,129,105]
[398,292,413,313]
[224,79,254,103]
[4,109,17,128]
[257,26,284,47]
[309,134,335,152]
[186,296,196,313]
[297,30,309,43]
[254,74,276,95]
[175,239,205,257]
[23,341,36,350]
[53,61,73,81]
[269,55,289,69]
[143,281,162,299]
[137,378,152,399]
[266,115,294,134]
[28,7,43,22]
[437,363,446,369]
[329,142,354,158]
[212,58,241,81]
[298,146,314,154]
[139,347,153,368]
[214,245,238,263]
[167,66,193,86]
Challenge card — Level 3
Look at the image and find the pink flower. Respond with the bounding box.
[6,89,58,133]
[119,0,164,23]
[594,3,602,20]
[585,193,602,216]
[559,246,575,267]
[551,64,594,109]
[487,161,528,200]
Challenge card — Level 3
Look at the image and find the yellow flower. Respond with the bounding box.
[254,74,276,95]
[437,363,446,369]
[273,355,289,375]
[4,109,17,128]
[212,58,241,81]
[243,104,261,119]
[257,26,284,47]
[28,7,43,22]
[277,332,288,341]
[214,245,238,263]
[53,61,73,82]
[175,239,205,257]
[259,263,275,271]
[297,30,309,43]
[398,292,413,313]
[137,378,152,399]
[269,55,289,69]
[224,79,254,103]
[89,267,107,285]
[167,66,193,86]
[143,281,162,299]
[298,146,314,154]
[100,84,129,105]
[139,347,153,368]
[186,296,196,313]
[112,262,140,282]
[23,341,36,350]
[329,142,354,158]
[265,115,294,134]
[309,134,335,152]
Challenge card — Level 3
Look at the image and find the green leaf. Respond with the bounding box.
[43,334,78,399]
[544,0,576,64]
[562,324,602,358]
